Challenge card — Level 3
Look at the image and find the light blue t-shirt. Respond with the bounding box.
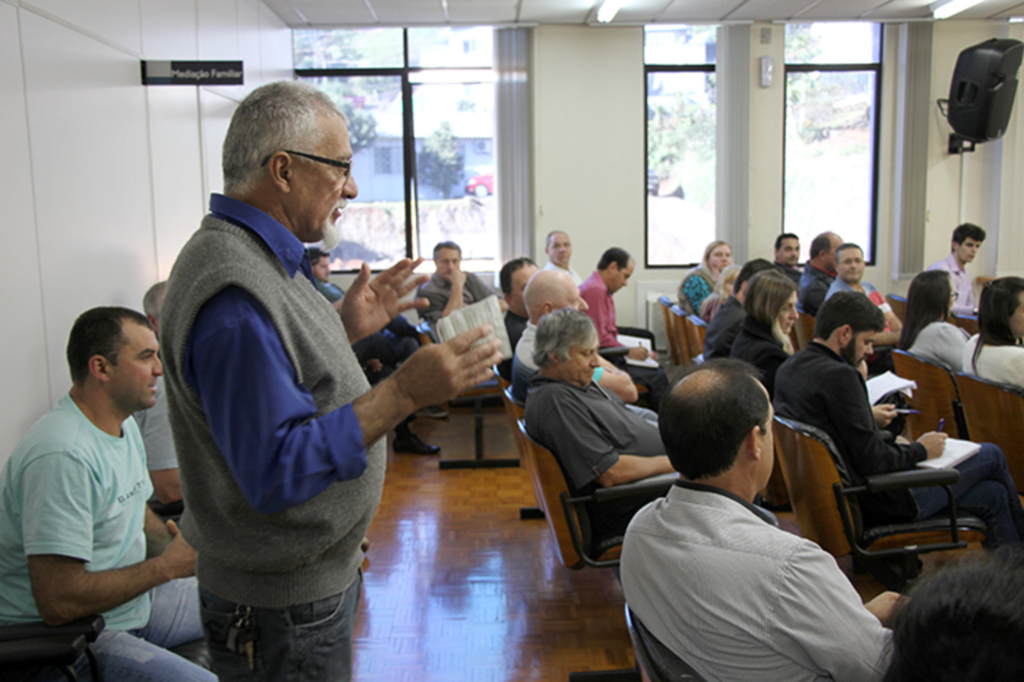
[0,394,153,629]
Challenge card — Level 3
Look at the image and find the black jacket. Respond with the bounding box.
[730,317,789,399]
[774,342,927,522]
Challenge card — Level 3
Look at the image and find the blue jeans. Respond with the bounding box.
[912,443,1024,549]
[199,570,362,682]
[26,577,212,682]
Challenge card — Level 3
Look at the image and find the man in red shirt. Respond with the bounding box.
[579,247,668,411]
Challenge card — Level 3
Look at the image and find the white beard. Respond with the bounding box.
[320,198,346,251]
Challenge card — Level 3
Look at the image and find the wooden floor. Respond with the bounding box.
[352,402,976,682]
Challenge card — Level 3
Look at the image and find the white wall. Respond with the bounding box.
[0,0,291,470]
[530,22,1024,327]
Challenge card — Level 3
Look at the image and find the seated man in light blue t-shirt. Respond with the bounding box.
[0,307,213,682]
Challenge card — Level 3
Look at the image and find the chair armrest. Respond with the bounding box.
[591,473,678,502]
[0,614,105,644]
[598,346,630,359]
[861,468,960,494]
[0,634,88,667]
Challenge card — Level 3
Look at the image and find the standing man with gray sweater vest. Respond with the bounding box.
[160,80,503,682]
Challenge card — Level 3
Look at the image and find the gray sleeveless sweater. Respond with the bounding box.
[160,214,386,608]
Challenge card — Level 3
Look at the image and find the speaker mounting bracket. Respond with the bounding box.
[949,133,976,154]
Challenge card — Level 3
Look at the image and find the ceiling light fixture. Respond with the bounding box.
[597,0,625,23]
[931,0,986,20]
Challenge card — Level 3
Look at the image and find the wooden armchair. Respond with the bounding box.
[669,305,692,365]
[658,296,681,366]
[885,294,907,323]
[683,315,706,364]
[891,350,967,439]
[793,312,816,351]
[955,373,1024,493]
[772,415,987,589]
[517,420,676,570]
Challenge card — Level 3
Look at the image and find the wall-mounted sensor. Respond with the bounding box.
[760,55,773,88]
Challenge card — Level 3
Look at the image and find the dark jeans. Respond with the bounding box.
[912,443,1024,549]
[199,571,362,682]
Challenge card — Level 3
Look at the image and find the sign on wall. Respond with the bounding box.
[141,61,243,86]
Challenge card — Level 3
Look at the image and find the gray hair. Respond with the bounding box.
[142,281,167,320]
[533,308,597,368]
[222,80,345,196]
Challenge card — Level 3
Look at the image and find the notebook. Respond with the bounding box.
[917,438,982,470]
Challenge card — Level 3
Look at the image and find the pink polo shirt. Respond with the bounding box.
[579,271,621,349]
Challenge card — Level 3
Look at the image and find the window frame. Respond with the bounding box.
[294,29,497,273]
[644,61,716,269]
[781,25,884,265]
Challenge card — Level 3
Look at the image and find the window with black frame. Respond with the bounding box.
[784,23,882,262]
[294,26,497,272]
[644,25,716,268]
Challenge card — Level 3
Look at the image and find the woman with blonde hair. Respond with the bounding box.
[699,264,741,322]
[677,240,733,315]
[730,269,799,398]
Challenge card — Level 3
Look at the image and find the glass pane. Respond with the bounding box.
[412,80,497,264]
[784,70,877,259]
[293,28,404,69]
[408,27,493,68]
[301,75,407,271]
[644,25,716,65]
[646,70,716,266]
[784,23,880,65]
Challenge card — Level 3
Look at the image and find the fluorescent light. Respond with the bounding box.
[931,0,985,20]
[1011,16,1024,23]
[597,0,625,23]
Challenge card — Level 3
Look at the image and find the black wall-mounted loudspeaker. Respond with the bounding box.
[947,38,1024,143]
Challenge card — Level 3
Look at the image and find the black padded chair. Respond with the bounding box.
[0,613,213,681]
[0,615,105,681]
[625,606,706,682]
[772,416,987,590]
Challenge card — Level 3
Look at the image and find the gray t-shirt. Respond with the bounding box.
[908,321,969,373]
[132,375,178,471]
[417,272,498,323]
[524,374,664,491]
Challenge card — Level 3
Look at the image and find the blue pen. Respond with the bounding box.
[893,409,919,415]
[938,418,945,432]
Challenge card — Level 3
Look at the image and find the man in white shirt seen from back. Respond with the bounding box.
[622,359,898,682]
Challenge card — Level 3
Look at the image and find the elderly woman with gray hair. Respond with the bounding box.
[524,309,674,555]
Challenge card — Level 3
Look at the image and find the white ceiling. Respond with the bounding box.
[264,0,1024,27]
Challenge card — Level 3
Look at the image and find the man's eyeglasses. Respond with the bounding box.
[262,150,351,179]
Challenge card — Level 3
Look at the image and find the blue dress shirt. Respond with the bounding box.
[184,194,366,515]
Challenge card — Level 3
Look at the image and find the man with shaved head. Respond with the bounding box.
[510,269,637,405]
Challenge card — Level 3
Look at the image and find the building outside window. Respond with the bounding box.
[784,23,882,261]
[294,27,497,271]
[645,25,716,267]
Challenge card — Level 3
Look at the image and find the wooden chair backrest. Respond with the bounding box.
[956,373,1024,493]
[952,314,979,337]
[684,315,706,360]
[771,416,852,557]
[518,420,584,569]
[891,350,962,439]
[793,312,816,351]
[885,294,907,324]
[659,296,680,366]
[670,305,692,365]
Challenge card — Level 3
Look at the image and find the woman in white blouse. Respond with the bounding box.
[963,277,1024,388]
[898,270,969,371]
